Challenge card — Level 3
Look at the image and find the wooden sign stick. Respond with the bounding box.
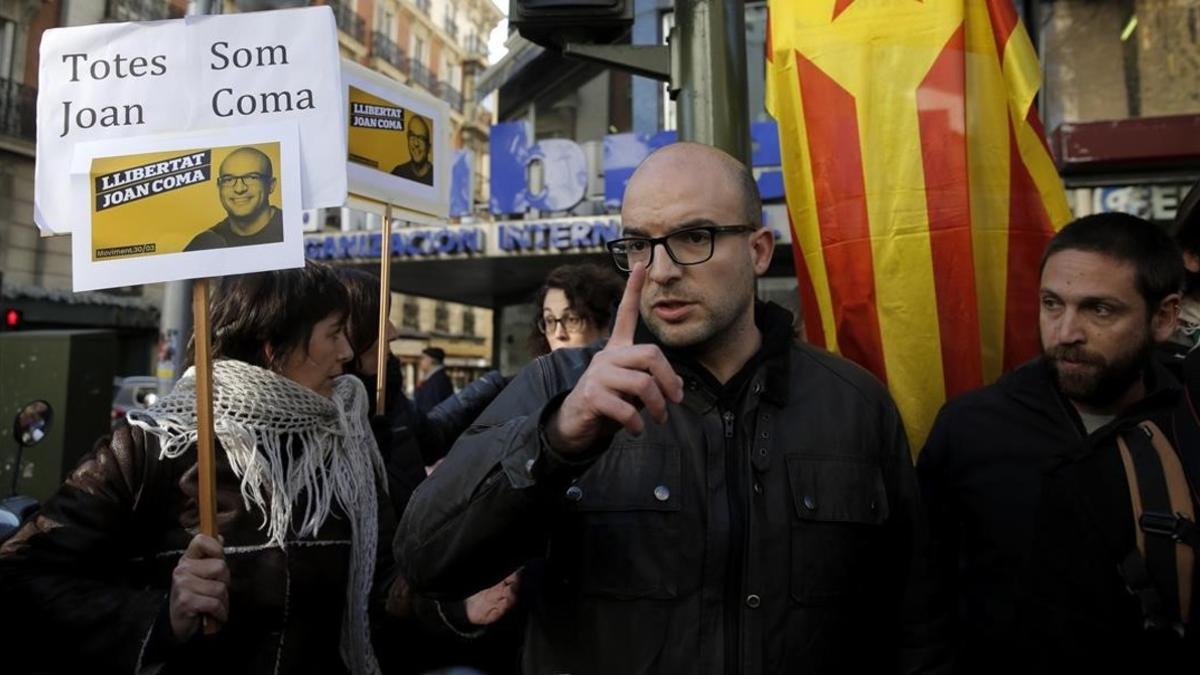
[192,278,220,635]
[376,203,394,415]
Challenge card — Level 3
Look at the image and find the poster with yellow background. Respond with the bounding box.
[347,86,435,188]
[90,141,285,261]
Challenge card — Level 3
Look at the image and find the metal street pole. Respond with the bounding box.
[158,0,220,395]
[673,0,750,166]
[555,0,750,165]
[156,279,191,393]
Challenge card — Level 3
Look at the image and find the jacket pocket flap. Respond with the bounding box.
[785,454,889,524]
[574,440,681,512]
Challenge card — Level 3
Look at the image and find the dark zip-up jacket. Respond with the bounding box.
[1023,352,1198,671]
[397,302,950,674]
[917,357,1180,674]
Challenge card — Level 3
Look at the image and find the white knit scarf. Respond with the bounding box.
[128,359,385,675]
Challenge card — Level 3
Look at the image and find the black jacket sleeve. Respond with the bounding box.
[0,426,170,673]
[915,406,963,663]
[395,358,598,599]
[417,370,509,466]
[378,371,509,518]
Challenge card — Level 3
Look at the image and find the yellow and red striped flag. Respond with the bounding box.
[766,0,1072,449]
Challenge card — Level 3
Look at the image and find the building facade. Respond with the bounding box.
[1036,0,1200,226]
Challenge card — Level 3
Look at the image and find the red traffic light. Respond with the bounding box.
[4,308,21,328]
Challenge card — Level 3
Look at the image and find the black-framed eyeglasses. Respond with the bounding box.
[605,225,757,272]
[217,173,267,189]
[537,313,588,335]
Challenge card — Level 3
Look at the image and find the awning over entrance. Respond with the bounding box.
[306,208,797,308]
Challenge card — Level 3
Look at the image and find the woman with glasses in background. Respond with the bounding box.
[530,263,625,356]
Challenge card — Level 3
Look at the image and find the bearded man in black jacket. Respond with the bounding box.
[918,213,1184,673]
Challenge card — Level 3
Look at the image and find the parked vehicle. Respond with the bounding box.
[111,375,159,426]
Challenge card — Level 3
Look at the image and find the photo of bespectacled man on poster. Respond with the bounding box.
[72,125,303,293]
[185,146,284,251]
[87,140,287,262]
[347,85,436,188]
[389,115,433,186]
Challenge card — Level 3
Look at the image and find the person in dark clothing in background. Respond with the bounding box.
[335,268,510,514]
[415,347,455,414]
[397,142,949,674]
[334,267,424,511]
[335,268,519,675]
[1163,178,1200,371]
[529,263,624,356]
[918,213,1184,674]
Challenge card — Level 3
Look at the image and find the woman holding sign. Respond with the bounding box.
[0,263,395,675]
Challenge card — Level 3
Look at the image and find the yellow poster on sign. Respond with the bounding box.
[90,141,285,261]
[347,85,435,188]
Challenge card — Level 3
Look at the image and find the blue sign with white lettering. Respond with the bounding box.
[305,228,486,261]
[489,122,590,215]
[603,130,677,209]
[498,218,622,252]
[480,121,784,216]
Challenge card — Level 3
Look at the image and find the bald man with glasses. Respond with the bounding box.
[184,147,283,252]
[397,142,949,674]
[391,115,433,186]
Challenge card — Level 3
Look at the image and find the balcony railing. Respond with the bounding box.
[106,0,173,22]
[0,79,36,143]
[466,36,488,59]
[415,0,431,15]
[329,0,366,44]
[443,18,458,40]
[440,82,462,112]
[372,31,409,73]
[469,104,491,128]
[410,60,433,91]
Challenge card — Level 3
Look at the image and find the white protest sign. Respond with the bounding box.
[35,5,346,235]
[343,59,450,218]
[69,122,303,292]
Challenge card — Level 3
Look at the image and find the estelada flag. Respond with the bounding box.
[766,0,1071,450]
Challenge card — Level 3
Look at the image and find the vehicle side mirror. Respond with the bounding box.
[13,400,52,449]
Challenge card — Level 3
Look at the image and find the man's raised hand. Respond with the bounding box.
[545,264,684,456]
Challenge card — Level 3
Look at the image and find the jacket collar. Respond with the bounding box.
[999,355,1181,435]
[633,300,795,406]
